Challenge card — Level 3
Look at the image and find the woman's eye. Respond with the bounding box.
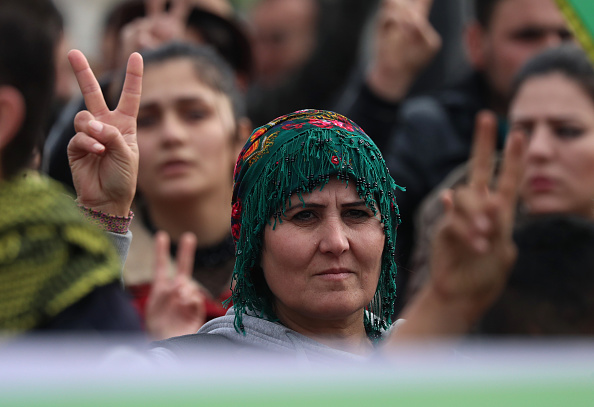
[184,109,207,121]
[137,115,157,128]
[556,126,583,139]
[344,209,371,219]
[510,123,532,139]
[292,210,316,222]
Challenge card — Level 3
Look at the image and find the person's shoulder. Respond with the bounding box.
[150,332,246,360]
[153,332,235,350]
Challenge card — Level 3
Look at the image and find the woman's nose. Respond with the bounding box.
[161,112,186,145]
[525,125,554,161]
[318,217,350,255]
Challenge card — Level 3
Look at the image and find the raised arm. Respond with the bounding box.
[67,50,143,216]
[390,111,525,341]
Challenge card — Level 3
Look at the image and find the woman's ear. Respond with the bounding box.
[465,20,487,71]
[0,86,25,151]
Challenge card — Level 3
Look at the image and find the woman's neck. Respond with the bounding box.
[143,189,232,247]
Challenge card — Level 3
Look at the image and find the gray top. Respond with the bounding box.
[197,308,369,362]
[107,230,132,266]
[151,308,404,365]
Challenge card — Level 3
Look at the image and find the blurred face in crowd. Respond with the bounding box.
[250,0,318,86]
[136,58,239,202]
[468,0,572,107]
[260,178,384,333]
[511,72,594,218]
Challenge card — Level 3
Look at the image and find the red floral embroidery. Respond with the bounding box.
[250,127,267,141]
[281,122,304,130]
[231,223,241,240]
[309,118,334,129]
[331,120,354,132]
[232,200,242,219]
[331,155,339,165]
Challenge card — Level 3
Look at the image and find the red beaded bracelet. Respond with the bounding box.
[77,204,134,234]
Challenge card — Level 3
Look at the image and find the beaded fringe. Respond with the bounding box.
[227,127,404,340]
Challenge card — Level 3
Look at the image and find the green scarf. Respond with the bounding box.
[0,172,121,332]
[228,109,404,339]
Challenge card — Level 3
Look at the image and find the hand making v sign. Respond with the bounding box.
[391,111,525,340]
[67,50,143,217]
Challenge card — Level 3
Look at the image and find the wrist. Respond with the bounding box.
[366,64,416,102]
[77,203,134,234]
[75,198,133,218]
[425,281,485,330]
[396,283,479,339]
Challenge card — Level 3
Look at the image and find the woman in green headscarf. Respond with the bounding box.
[155,108,524,359]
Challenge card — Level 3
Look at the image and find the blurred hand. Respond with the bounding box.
[391,111,524,341]
[146,231,207,341]
[367,0,441,101]
[67,50,142,216]
[429,111,524,323]
[118,0,191,68]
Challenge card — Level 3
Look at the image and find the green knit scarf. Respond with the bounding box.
[0,172,121,332]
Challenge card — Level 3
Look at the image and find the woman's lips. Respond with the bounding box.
[528,175,555,192]
[160,160,192,176]
[315,268,354,281]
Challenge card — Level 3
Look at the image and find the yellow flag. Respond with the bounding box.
[555,0,594,63]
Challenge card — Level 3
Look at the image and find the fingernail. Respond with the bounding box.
[89,120,103,133]
[93,143,105,153]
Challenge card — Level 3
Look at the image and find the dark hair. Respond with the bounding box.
[187,8,253,81]
[0,0,58,178]
[137,42,246,123]
[474,0,503,28]
[511,44,594,103]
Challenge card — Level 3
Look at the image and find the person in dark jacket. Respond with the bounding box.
[340,0,573,316]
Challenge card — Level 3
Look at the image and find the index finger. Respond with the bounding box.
[145,0,167,17]
[169,0,191,23]
[116,52,144,118]
[175,232,197,279]
[415,0,434,17]
[68,49,109,116]
[496,130,526,212]
[468,110,497,191]
[154,230,172,283]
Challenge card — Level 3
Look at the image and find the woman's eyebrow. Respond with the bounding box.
[285,200,368,211]
[285,202,325,211]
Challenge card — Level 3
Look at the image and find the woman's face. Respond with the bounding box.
[136,58,238,202]
[260,178,385,331]
[511,72,594,218]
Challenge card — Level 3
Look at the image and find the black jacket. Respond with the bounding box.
[341,72,506,316]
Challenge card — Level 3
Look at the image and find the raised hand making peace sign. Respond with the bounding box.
[391,111,525,340]
[67,50,143,217]
[118,0,191,69]
[429,112,525,319]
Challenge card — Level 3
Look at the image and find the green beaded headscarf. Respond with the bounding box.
[228,109,403,339]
